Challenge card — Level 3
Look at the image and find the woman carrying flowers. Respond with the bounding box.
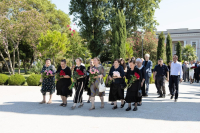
[71,58,86,110]
[108,59,125,110]
[125,59,142,111]
[40,58,56,104]
[89,57,106,110]
[56,59,72,107]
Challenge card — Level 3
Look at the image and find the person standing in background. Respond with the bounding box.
[183,61,189,82]
[194,61,199,83]
[153,58,169,98]
[142,54,153,96]
[153,60,160,95]
[169,55,182,102]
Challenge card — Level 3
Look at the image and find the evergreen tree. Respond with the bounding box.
[166,33,172,63]
[176,41,182,62]
[112,10,127,59]
[157,32,165,60]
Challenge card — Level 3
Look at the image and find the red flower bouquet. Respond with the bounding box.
[56,70,65,81]
[69,69,85,90]
[126,72,140,89]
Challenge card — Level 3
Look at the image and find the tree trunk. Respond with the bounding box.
[0,51,11,75]
[12,48,16,74]
[17,47,21,74]
[28,56,34,70]
[23,60,27,74]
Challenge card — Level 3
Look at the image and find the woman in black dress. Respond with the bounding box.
[71,58,86,109]
[40,58,56,104]
[56,59,72,107]
[109,59,125,109]
[136,58,145,106]
[125,59,142,111]
[85,59,94,103]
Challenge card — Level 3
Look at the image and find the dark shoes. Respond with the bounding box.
[133,107,138,111]
[137,103,142,106]
[121,101,126,108]
[111,102,114,105]
[158,95,165,98]
[112,105,118,110]
[60,103,64,106]
[171,95,174,99]
[126,107,131,111]
[87,100,90,103]
[157,96,163,98]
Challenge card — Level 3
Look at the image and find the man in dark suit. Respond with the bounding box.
[142,54,153,96]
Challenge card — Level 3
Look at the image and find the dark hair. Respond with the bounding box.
[158,58,163,60]
[46,58,51,61]
[61,59,66,64]
[129,58,136,64]
[120,58,126,70]
[131,57,136,61]
[114,59,120,64]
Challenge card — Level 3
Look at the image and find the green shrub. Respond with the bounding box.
[0,74,9,85]
[150,74,155,84]
[30,60,43,74]
[27,74,41,86]
[8,74,26,85]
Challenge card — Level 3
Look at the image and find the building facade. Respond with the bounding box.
[156,28,200,60]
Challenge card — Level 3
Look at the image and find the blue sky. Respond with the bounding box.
[52,0,200,31]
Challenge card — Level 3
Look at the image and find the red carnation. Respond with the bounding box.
[60,70,65,76]
[76,69,84,76]
[134,72,140,79]
[69,28,72,31]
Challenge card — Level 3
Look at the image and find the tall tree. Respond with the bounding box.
[37,30,69,65]
[112,10,126,59]
[176,41,182,62]
[166,33,172,63]
[125,42,133,60]
[69,0,110,57]
[109,0,161,35]
[0,0,49,74]
[157,32,165,61]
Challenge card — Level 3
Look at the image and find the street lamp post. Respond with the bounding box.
[141,34,144,58]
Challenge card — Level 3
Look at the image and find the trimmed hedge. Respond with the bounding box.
[27,74,41,86]
[0,74,9,85]
[8,74,26,85]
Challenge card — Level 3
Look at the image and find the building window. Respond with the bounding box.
[192,42,196,51]
[174,43,177,51]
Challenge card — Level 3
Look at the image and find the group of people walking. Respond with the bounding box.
[39,53,185,111]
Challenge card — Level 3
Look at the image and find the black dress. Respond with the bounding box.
[137,65,146,97]
[108,66,125,101]
[125,67,142,103]
[73,65,86,103]
[40,65,56,95]
[56,66,72,97]
[85,66,92,96]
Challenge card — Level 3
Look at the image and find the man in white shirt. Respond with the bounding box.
[169,55,182,102]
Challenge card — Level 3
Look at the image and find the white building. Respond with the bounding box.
[156,28,200,60]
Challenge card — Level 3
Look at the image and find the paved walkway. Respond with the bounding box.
[0,82,200,133]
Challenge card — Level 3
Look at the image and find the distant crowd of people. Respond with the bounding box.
[38,53,192,112]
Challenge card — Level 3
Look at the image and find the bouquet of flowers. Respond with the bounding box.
[87,68,99,88]
[112,71,120,82]
[56,70,65,81]
[190,66,197,69]
[69,69,84,90]
[42,70,53,79]
[126,72,140,89]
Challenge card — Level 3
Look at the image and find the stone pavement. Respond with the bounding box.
[0,82,200,133]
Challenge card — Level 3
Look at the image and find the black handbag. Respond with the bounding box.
[138,89,142,97]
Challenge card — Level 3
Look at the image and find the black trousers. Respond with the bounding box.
[169,75,179,99]
[156,76,166,96]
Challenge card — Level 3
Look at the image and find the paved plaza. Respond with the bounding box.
[0,82,200,133]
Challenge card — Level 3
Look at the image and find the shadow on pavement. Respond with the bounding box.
[0,100,200,122]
